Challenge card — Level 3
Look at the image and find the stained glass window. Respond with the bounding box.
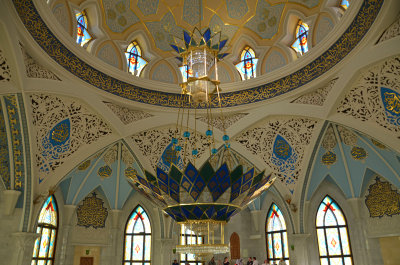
[76,11,92,46]
[179,225,204,265]
[340,0,349,10]
[291,21,309,55]
[235,46,258,80]
[124,205,152,265]
[31,195,58,265]
[125,41,148,76]
[316,196,353,265]
[266,203,290,265]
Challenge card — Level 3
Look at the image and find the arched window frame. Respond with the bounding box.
[123,205,152,265]
[235,46,258,80]
[316,196,353,265]
[31,195,59,265]
[340,0,350,10]
[179,225,204,265]
[291,20,309,55]
[125,41,148,77]
[75,11,92,46]
[266,203,290,264]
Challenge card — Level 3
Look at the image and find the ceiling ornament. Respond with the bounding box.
[377,16,400,44]
[0,49,11,82]
[365,177,400,218]
[105,102,153,125]
[30,94,112,181]
[337,56,400,139]
[76,192,109,229]
[321,125,337,167]
[22,47,60,80]
[291,78,337,106]
[337,125,368,161]
[13,0,384,107]
[103,0,140,33]
[197,113,248,131]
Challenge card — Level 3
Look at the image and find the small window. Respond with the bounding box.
[124,205,152,265]
[316,196,353,265]
[76,11,92,46]
[31,195,58,265]
[235,46,258,80]
[180,225,204,265]
[291,21,309,55]
[340,0,349,10]
[266,203,290,264]
[125,41,148,77]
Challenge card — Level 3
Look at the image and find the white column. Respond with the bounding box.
[12,232,40,265]
[290,234,310,265]
[110,209,122,265]
[3,190,21,215]
[59,205,76,265]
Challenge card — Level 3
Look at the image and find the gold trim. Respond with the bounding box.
[165,202,242,209]
[176,219,227,225]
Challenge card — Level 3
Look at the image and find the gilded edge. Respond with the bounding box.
[13,0,384,108]
[0,99,11,189]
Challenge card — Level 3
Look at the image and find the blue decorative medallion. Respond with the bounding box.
[49,119,70,146]
[273,135,292,160]
[157,143,184,172]
[380,87,400,126]
[321,151,337,166]
[350,146,368,160]
[98,165,112,178]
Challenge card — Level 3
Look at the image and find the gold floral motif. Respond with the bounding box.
[77,193,108,228]
[78,160,91,171]
[350,146,368,160]
[371,139,386,149]
[365,178,400,217]
[321,151,336,166]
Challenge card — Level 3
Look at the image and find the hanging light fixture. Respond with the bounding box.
[126,0,276,261]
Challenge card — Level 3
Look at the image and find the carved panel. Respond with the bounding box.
[365,177,400,217]
[77,193,108,228]
[104,102,153,125]
[378,17,400,43]
[52,3,70,34]
[235,117,317,191]
[22,48,60,80]
[292,78,337,106]
[97,44,120,68]
[0,100,11,189]
[337,56,400,139]
[31,94,112,180]
[0,49,11,82]
[197,113,248,131]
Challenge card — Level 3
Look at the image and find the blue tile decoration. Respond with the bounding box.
[12,0,384,108]
[0,99,11,189]
[165,204,240,222]
[226,0,248,20]
[185,162,198,182]
[157,143,184,172]
[350,146,368,160]
[137,0,159,16]
[245,1,284,39]
[271,135,298,186]
[380,87,400,126]
[102,0,140,33]
[98,165,112,178]
[273,135,292,160]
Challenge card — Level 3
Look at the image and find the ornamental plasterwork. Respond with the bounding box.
[291,78,337,106]
[76,192,108,229]
[104,102,153,125]
[22,48,60,80]
[337,125,368,161]
[337,56,400,139]
[30,94,112,179]
[321,125,337,167]
[234,117,317,191]
[197,113,248,132]
[0,49,11,82]
[365,177,400,218]
[377,17,400,43]
[131,127,209,171]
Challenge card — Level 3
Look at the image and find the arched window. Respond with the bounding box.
[76,11,92,46]
[125,41,148,77]
[180,225,204,265]
[124,205,152,265]
[235,46,258,80]
[31,195,58,265]
[340,0,349,10]
[316,196,353,265]
[291,21,309,55]
[266,203,290,264]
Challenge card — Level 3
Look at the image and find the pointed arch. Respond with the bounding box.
[235,46,258,80]
[31,195,59,265]
[316,196,353,265]
[125,41,148,77]
[291,20,309,55]
[230,232,240,259]
[123,205,152,265]
[266,203,290,264]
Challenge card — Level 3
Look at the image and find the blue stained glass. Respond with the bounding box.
[76,12,92,46]
[266,204,289,263]
[235,46,258,80]
[125,41,148,77]
[341,0,350,9]
[291,21,309,55]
